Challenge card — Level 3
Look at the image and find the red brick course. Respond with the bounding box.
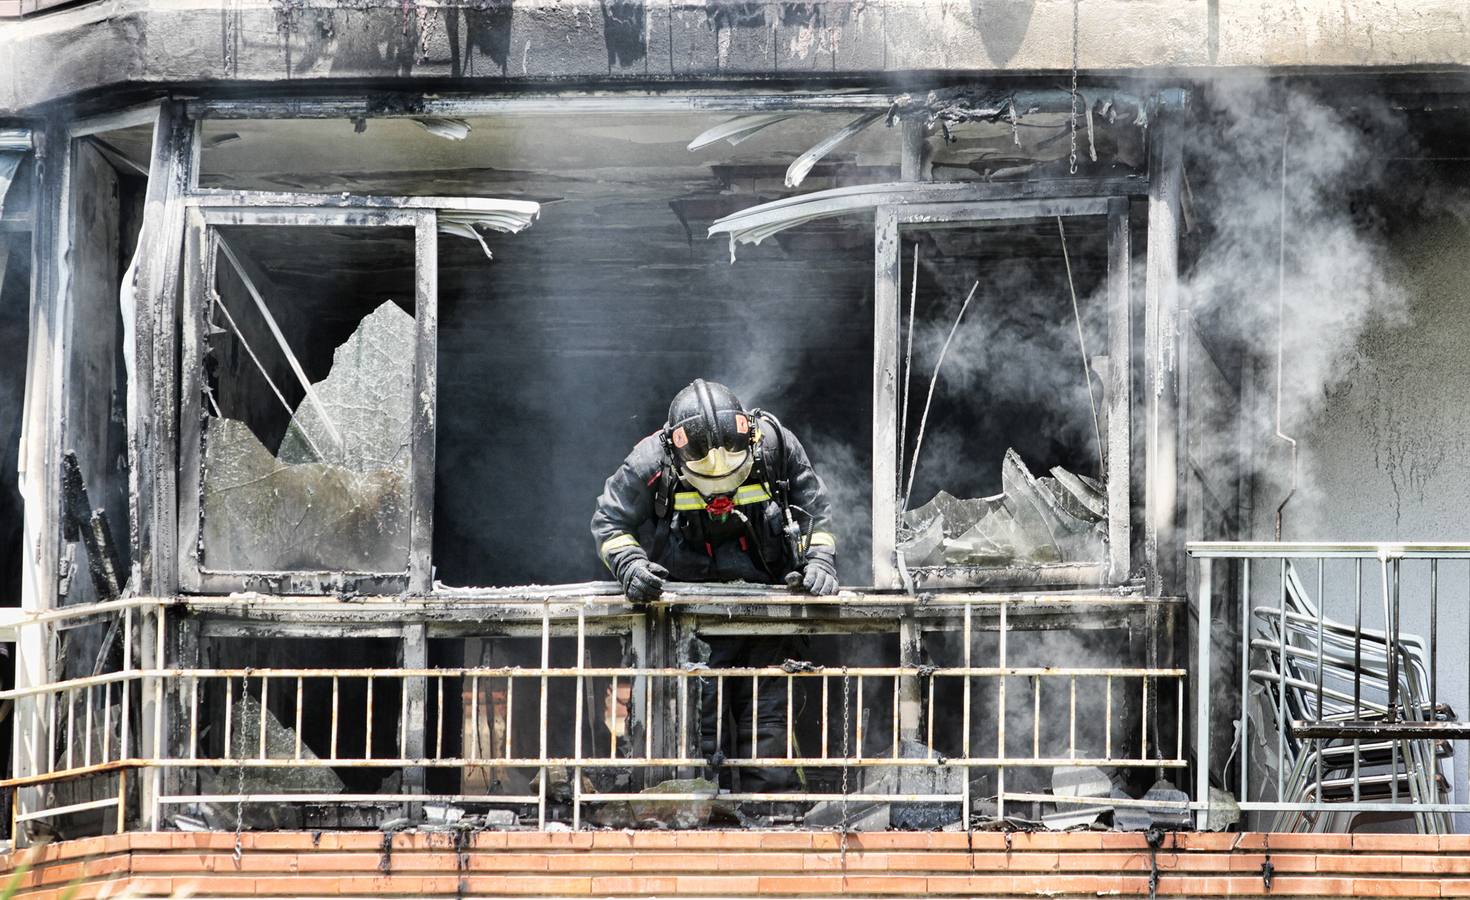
[0,830,1459,898]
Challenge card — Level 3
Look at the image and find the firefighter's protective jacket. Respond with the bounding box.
[591,414,836,585]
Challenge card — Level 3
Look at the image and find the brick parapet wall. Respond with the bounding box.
[0,830,1466,898]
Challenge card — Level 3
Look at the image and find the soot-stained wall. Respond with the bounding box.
[1270,156,1470,822]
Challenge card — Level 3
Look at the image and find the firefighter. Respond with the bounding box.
[591,379,838,790]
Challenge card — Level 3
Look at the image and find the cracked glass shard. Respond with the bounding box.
[278,301,415,471]
[202,301,414,572]
[899,448,1106,568]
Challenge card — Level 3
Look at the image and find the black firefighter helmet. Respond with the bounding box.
[664,379,756,494]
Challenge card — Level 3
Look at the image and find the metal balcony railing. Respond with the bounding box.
[1190,542,1469,833]
[2,588,1185,841]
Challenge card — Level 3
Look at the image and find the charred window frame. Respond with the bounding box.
[176,198,439,595]
[872,196,1134,589]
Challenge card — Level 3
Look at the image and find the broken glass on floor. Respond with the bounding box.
[898,448,1106,567]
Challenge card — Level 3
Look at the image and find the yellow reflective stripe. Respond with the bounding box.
[673,492,705,511]
[599,533,641,560]
[675,485,773,510]
[733,484,772,505]
[808,531,836,548]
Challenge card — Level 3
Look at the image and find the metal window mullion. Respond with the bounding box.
[407,209,438,591]
[871,205,900,587]
[1105,196,1132,582]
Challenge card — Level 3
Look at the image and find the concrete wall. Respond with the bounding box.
[6,0,1470,115]
[1241,161,1470,822]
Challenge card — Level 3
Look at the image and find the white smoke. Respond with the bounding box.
[1181,79,1412,537]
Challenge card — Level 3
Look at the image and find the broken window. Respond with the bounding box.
[175,195,536,593]
[193,113,882,587]
[179,206,431,591]
[883,199,1133,588]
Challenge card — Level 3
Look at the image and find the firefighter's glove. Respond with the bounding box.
[620,558,668,603]
[798,551,838,596]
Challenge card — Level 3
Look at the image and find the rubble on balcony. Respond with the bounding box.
[189,691,344,830]
[1043,766,1114,830]
[201,301,414,572]
[805,740,963,831]
[588,777,727,830]
[898,448,1105,568]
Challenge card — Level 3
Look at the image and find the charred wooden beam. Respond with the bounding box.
[60,451,124,603]
[129,101,193,597]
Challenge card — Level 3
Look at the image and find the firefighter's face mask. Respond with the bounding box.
[680,447,754,497]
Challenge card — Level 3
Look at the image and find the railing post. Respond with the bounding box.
[1144,112,1183,597]
[645,603,680,785]
[400,622,428,817]
[627,612,651,790]
[139,604,160,830]
[163,611,201,823]
[898,613,922,751]
[1195,557,1212,829]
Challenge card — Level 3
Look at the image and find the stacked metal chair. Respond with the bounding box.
[1248,563,1454,833]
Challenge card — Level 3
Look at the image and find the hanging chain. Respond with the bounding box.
[233,670,248,864]
[1068,0,1080,175]
[839,667,851,870]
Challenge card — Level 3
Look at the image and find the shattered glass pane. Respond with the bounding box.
[202,300,414,573]
[898,448,1105,567]
[277,302,415,471]
[895,215,1111,576]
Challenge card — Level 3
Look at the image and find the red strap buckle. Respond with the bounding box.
[705,496,735,517]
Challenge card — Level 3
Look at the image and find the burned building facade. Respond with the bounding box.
[1,0,1470,895]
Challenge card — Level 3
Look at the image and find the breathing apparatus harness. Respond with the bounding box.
[653,409,815,578]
